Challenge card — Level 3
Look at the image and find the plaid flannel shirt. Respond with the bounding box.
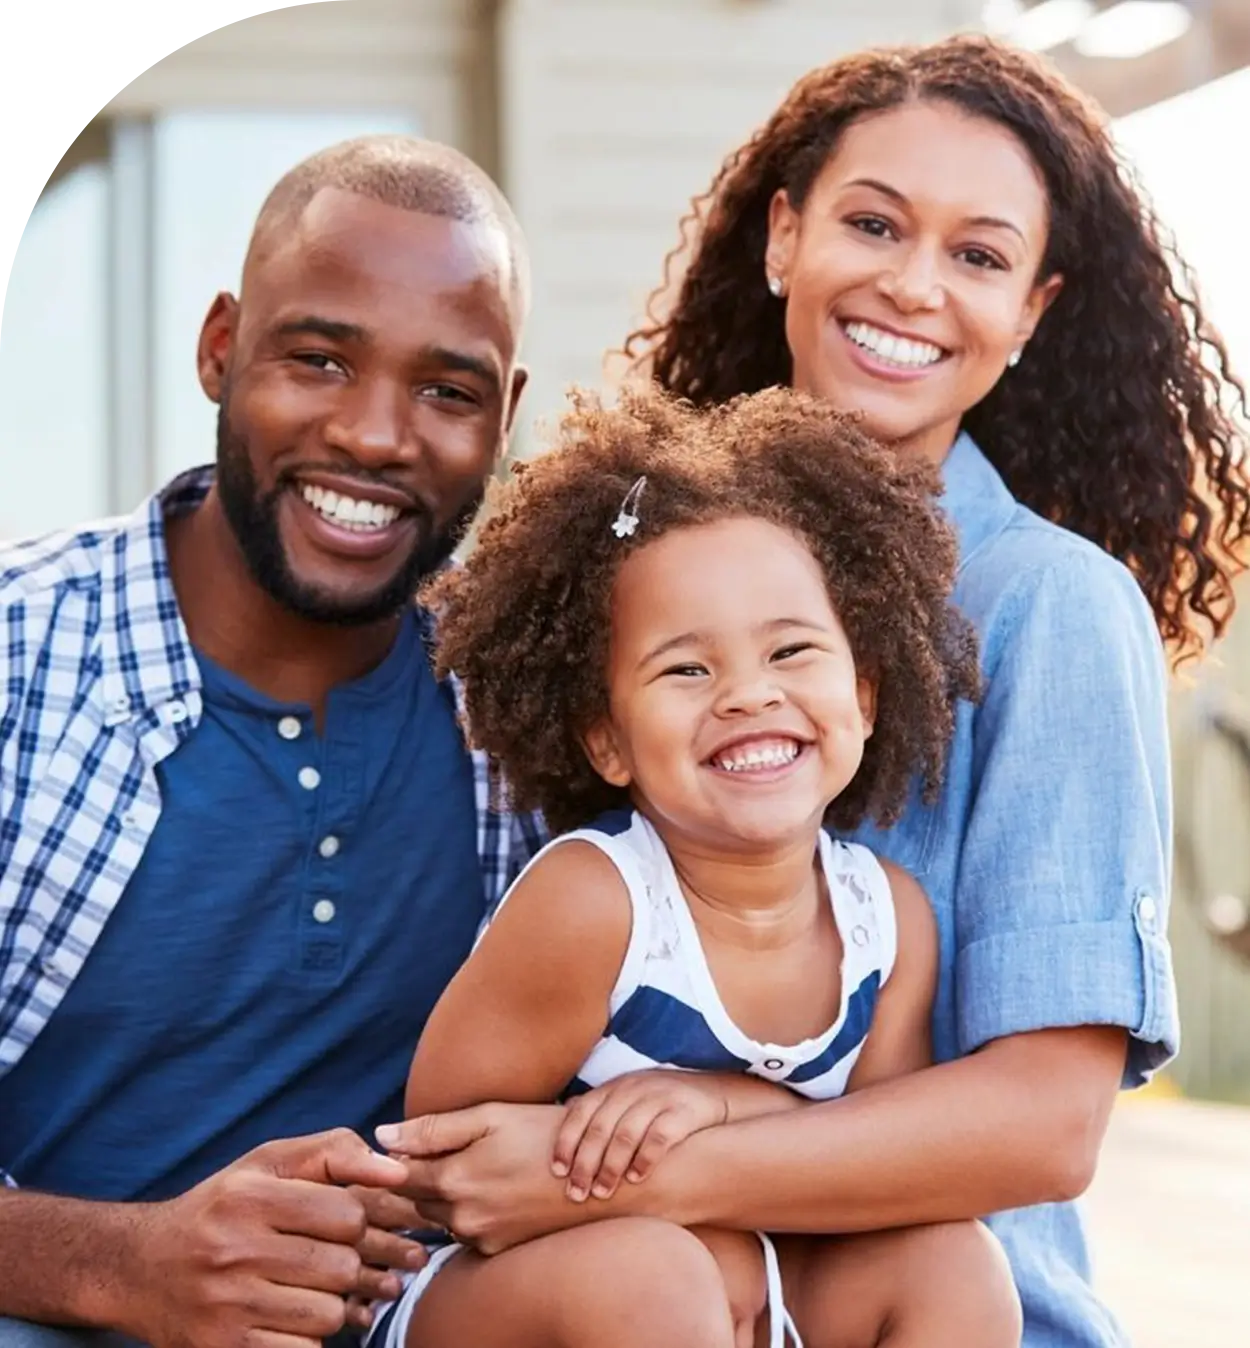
[0,467,547,1188]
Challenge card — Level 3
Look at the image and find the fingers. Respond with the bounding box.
[242,1335,325,1348]
[551,1092,607,1180]
[357,1225,430,1274]
[257,1176,373,1245]
[566,1100,676,1201]
[344,1295,376,1334]
[376,1107,491,1158]
[352,1261,405,1303]
[258,1128,409,1189]
[234,1282,350,1342]
[624,1111,685,1186]
[347,1186,427,1233]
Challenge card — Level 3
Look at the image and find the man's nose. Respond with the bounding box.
[324,378,412,466]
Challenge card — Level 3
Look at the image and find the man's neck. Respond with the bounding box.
[165,487,405,717]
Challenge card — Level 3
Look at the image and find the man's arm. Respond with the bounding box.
[0,1131,409,1347]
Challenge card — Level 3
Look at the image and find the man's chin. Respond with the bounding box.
[263,565,419,628]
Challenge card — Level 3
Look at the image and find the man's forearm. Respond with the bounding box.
[0,1191,145,1330]
[629,1032,1121,1233]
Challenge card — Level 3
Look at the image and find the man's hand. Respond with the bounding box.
[340,1185,436,1331]
[551,1072,730,1201]
[121,1128,410,1348]
[379,1104,593,1256]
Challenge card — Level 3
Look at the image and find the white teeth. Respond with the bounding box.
[299,484,402,532]
[845,321,944,369]
[713,740,802,773]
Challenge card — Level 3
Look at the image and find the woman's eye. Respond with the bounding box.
[849,215,895,239]
[958,246,1006,271]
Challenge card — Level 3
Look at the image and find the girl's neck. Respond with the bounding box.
[658,824,825,952]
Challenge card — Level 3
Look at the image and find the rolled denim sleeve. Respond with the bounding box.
[953,552,1179,1086]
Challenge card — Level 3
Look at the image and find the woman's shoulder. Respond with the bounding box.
[958,504,1159,671]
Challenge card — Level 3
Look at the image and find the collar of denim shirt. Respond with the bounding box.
[941,431,1019,573]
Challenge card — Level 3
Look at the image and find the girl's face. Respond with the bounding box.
[765,99,1062,463]
[583,516,875,856]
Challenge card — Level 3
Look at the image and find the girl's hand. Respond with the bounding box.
[551,1072,734,1202]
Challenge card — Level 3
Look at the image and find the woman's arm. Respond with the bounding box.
[403,840,633,1118]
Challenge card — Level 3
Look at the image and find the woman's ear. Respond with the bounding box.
[582,719,632,788]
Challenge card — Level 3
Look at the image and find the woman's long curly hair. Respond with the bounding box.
[625,34,1250,665]
[426,385,980,836]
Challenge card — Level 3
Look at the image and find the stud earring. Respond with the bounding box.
[1007,348,1022,368]
[767,275,785,298]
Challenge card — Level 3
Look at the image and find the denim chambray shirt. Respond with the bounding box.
[846,431,1179,1348]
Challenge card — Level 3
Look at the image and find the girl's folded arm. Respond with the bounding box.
[404,842,633,1119]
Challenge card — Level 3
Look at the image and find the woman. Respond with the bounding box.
[382,34,1250,1348]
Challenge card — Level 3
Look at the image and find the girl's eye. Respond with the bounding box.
[772,643,814,662]
[662,663,707,678]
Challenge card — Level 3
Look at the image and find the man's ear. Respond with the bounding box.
[197,292,239,404]
[582,718,632,788]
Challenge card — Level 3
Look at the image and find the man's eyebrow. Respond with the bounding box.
[422,346,502,394]
[271,316,369,343]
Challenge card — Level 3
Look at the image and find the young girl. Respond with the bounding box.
[368,386,1017,1348]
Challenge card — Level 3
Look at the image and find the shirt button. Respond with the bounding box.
[298,767,321,791]
[121,811,140,830]
[167,700,188,724]
[1138,895,1158,928]
[278,716,302,740]
[312,899,336,924]
[318,835,340,859]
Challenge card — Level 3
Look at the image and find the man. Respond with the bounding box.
[0,135,545,1348]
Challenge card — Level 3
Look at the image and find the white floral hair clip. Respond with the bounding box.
[611,475,648,539]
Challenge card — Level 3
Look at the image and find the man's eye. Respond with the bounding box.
[293,352,345,374]
[418,384,477,404]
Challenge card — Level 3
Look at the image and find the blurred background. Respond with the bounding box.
[1,2,1247,1341]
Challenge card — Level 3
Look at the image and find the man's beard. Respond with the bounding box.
[215,402,482,627]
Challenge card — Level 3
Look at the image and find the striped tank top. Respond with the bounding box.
[505,808,898,1102]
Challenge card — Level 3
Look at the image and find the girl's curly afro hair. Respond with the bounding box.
[424,384,980,836]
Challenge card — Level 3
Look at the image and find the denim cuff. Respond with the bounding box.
[955,894,1179,1088]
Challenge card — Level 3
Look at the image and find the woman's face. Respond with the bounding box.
[765,99,1061,463]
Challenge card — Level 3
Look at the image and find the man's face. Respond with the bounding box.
[197,188,526,625]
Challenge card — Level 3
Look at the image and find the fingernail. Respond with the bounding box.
[626,1169,642,1183]
[381,1275,401,1299]
[591,1183,611,1199]
[567,1185,587,1202]
[407,1248,429,1268]
[375,1124,400,1146]
[552,1161,569,1177]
